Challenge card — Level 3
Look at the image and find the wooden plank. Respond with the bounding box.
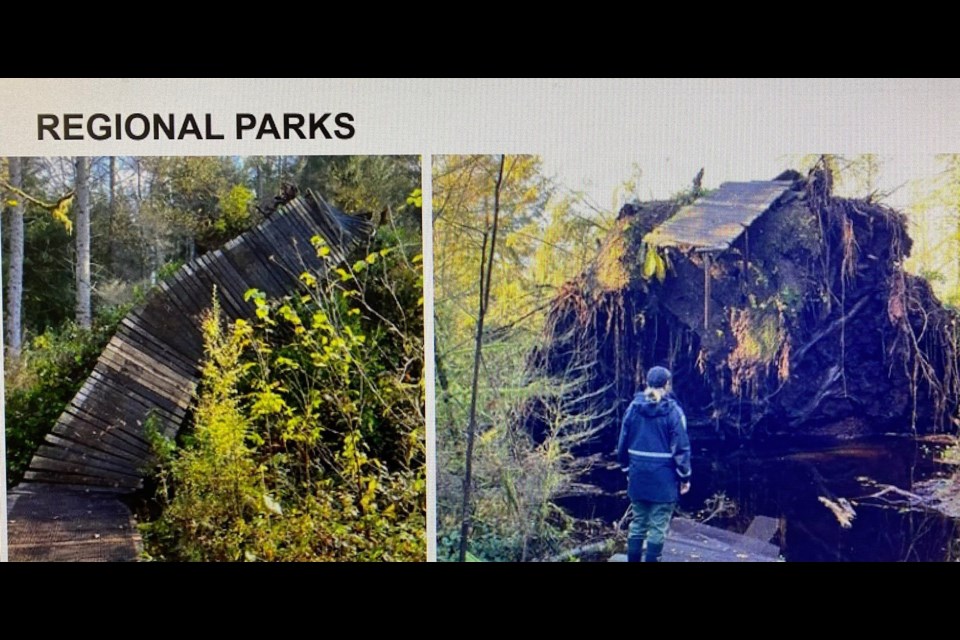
[185,255,238,318]
[35,434,139,470]
[102,339,196,396]
[103,339,196,391]
[168,271,219,333]
[182,257,225,313]
[306,193,372,251]
[257,216,305,282]
[6,485,142,561]
[52,412,153,460]
[115,319,199,378]
[176,259,221,317]
[647,181,790,250]
[57,408,165,463]
[239,220,290,269]
[62,395,166,451]
[43,432,144,467]
[86,368,189,420]
[193,254,247,320]
[669,518,781,558]
[140,286,204,339]
[225,242,286,298]
[283,203,335,268]
[745,515,781,542]
[82,369,186,424]
[205,251,259,320]
[217,239,268,292]
[33,444,141,478]
[162,267,210,319]
[286,197,321,233]
[30,454,142,481]
[160,271,206,322]
[72,383,181,448]
[282,201,321,245]
[296,196,341,247]
[258,216,312,281]
[128,301,203,358]
[23,469,141,490]
[222,234,288,298]
[95,334,199,404]
[84,367,188,422]
[271,210,324,277]
[252,217,303,284]
[285,198,321,237]
[34,442,139,478]
[57,410,157,464]
[96,351,192,412]
[125,307,203,362]
[173,258,215,312]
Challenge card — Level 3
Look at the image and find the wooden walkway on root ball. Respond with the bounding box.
[5,191,373,562]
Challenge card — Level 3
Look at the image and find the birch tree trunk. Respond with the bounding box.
[75,157,92,329]
[6,157,24,358]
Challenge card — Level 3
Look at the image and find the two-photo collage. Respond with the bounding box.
[3,152,960,562]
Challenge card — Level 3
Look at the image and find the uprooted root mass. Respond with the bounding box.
[527,165,960,449]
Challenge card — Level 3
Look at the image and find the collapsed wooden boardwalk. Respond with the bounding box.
[6,191,373,561]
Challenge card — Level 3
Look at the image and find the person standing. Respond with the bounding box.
[617,366,692,562]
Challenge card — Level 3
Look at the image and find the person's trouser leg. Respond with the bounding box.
[644,502,675,562]
[628,501,651,562]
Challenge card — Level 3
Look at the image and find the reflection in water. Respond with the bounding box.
[558,436,959,562]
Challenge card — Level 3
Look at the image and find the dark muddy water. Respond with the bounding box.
[558,435,959,561]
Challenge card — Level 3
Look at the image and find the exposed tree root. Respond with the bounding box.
[526,163,960,449]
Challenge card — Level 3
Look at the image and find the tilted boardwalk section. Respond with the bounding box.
[7,191,373,561]
[644,180,792,252]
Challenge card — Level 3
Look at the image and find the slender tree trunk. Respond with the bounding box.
[75,157,92,329]
[106,156,116,270]
[256,158,265,208]
[458,154,506,562]
[6,157,24,358]
[133,157,148,281]
[109,156,117,210]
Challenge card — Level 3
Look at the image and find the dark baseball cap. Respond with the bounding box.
[646,366,672,389]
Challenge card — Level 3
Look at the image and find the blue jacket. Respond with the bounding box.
[616,389,692,503]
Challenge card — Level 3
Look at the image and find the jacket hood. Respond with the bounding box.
[633,389,675,417]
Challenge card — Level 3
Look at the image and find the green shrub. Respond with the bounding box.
[5,307,128,486]
[142,225,426,561]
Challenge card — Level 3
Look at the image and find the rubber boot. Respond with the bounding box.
[627,538,644,563]
[644,541,664,563]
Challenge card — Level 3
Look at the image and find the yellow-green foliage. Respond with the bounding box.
[143,224,425,561]
[640,243,668,283]
[4,310,128,486]
[731,308,781,365]
[432,155,611,561]
[435,358,592,562]
[596,226,629,291]
[727,307,787,397]
[942,442,960,465]
[214,184,254,235]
